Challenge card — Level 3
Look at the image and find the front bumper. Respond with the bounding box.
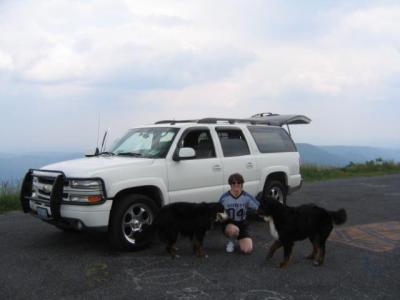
[21,169,112,230]
[29,199,112,230]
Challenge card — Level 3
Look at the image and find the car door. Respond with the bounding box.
[166,127,224,203]
[215,127,259,195]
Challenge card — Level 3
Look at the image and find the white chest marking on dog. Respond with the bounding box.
[263,216,279,240]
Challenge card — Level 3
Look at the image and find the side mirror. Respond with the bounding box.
[173,147,196,161]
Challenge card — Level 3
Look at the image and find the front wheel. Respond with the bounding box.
[264,180,287,205]
[108,194,159,251]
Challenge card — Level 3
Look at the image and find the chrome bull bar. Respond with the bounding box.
[20,169,66,221]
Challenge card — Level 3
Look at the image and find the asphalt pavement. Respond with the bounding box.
[1,174,400,299]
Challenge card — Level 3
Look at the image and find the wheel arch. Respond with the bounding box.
[261,171,289,196]
[265,172,288,187]
[111,185,164,214]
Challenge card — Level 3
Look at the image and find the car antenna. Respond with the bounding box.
[95,113,101,156]
[100,129,108,153]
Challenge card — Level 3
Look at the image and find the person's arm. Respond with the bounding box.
[246,192,260,209]
[219,193,225,205]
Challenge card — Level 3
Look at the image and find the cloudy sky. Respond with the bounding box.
[0,0,399,152]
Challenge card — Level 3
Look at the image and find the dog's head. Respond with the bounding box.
[256,197,282,220]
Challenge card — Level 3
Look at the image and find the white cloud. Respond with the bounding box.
[0,50,13,70]
[0,0,400,151]
[342,6,400,37]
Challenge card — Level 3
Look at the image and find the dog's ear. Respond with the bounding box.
[259,196,277,215]
[209,202,224,212]
[263,195,278,207]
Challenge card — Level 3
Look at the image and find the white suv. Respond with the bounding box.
[20,113,310,250]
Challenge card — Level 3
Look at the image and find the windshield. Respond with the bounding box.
[110,127,179,158]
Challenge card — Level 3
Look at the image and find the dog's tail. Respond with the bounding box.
[329,209,347,225]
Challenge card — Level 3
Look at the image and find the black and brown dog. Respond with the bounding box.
[152,202,226,258]
[258,198,347,267]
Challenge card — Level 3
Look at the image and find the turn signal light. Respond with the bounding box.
[88,195,103,203]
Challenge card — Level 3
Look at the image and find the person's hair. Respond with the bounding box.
[228,173,244,185]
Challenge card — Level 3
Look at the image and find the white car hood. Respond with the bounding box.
[40,156,155,177]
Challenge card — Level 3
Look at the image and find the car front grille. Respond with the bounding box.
[32,175,69,204]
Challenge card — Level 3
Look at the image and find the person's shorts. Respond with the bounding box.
[222,220,251,240]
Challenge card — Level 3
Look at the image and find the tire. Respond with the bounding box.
[108,194,159,251]
[264,180,287,205]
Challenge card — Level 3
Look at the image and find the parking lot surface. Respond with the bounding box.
[1,174,400,299]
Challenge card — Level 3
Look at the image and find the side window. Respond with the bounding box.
[216,128,250,157]
[177,129,216,159]
[248,126,296,153]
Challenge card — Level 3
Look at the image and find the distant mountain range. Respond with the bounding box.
[0,152,83,182]
[0,145,399,181]
[297,144,400,167]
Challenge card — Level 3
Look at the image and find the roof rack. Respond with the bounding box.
[154,113,311,126]
[251,112,278,118]
[154,118,257,125]
[197,118,260,124]
[155,119,199,125]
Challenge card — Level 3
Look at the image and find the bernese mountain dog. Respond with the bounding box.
[152,202,226,258]
[258,198,347,267]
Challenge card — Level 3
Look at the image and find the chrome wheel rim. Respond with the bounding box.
[122,203,153,244]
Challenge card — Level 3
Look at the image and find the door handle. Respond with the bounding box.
[246,162,254,169]
[213,164,222,171]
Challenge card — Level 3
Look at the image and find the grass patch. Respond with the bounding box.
[1,159,399,213]
[302,159,400,182]
[0,181,21,214]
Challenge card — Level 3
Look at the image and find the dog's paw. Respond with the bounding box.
[313,260,322,267]
[279,261,289,268]
[196,252,208,258]
[171,254,180,259]
[216,212,228,222]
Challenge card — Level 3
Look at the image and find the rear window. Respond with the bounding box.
[248,126,296,153]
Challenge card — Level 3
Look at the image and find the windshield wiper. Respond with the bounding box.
[116,152,143,157]
[98,151,115,156]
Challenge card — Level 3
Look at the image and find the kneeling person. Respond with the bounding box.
[220,173,259,254]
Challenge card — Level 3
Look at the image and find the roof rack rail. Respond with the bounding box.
[155,120,198,125]
[154,118,258,125]
[154,113,311,126]
[197,118,259,124]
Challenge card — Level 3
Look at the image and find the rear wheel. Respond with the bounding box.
[108,194,159,251]
[264,180,287,205]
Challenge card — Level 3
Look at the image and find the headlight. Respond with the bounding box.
[66,179,105,204]
[70,179,101,189]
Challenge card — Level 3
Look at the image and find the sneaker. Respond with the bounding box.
[226,240,235,253]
